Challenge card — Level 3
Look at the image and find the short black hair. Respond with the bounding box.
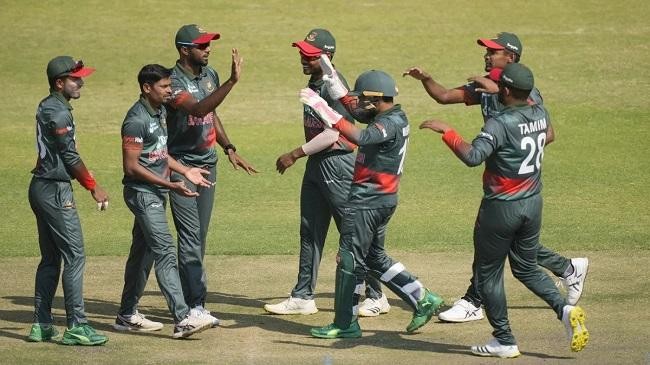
[137,64,171,92]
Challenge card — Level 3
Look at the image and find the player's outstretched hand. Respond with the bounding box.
[170,180,199,197]
[468,75,498,94]
[402,67,431,80]
[319,55,348,100]
[91,185,109,211]
[229,48,243,83]
[299,88,342,127]
[185,167,213,188]
[227,151,258,175]
[419,119,452,134]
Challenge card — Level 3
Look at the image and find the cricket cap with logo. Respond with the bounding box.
[500,63,534,90]
[175,24,220,47]
[47,56,95,80]
[477,32,522,56]
[292,28,336,57]
[349,70,398,97]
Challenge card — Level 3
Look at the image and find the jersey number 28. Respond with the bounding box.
[518,133,546,175]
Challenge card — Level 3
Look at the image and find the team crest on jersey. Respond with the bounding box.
[206,81,214,92]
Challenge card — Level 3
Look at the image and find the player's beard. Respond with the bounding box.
[351,99,378,124]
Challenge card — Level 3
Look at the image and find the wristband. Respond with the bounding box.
[223,144,236,155]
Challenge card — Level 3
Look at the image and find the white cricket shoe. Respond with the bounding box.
[112,310,163,332]
[471,338,521,358]
[438,298,484,322]
[172,312,213,339]
[358,294,391,317]
[561,258,589,305]
[191,305,220,327]
[562,305,589,352]
[264,296,318,315]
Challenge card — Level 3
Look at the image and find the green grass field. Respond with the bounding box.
[0,0,649,363]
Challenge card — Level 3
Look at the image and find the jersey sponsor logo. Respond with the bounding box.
[187,112,215,126]
[187,84,199,93]
[518,118,547,135]
[149,122,159,133]
[122,136,144,149]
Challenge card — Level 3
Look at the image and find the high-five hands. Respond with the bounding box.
[299,88,342,128]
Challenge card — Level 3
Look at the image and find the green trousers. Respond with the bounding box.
[334,206,423,328]
[472,195,566,345]
[292,152,382,300]
[169,164,217,308]
[29,177,87,328]
[118,187,189,322]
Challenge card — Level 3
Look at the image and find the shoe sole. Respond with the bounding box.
[61,337,108,346]
[358,306,390,317]
[568,306,589,352]
[310,330,362,339]
[172,321,213,339]
[263,306,318,315]
[112,323,163,332]
[438,313,484,323]
[568,260,589,306]
[471,349,521,358]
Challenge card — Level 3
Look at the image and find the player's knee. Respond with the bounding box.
[337,249,355,273]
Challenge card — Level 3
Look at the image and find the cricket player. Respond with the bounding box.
[420,63,589,358]
[404,32,588,322]
[300,70,444,338]
[28,56,108,345]
[165,24,257,325]
[115,64,215,338]
[265,28,388,317]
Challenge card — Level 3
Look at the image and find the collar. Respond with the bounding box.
[175,61,205,80]
[139,95,163,117]
[49,90,73,110]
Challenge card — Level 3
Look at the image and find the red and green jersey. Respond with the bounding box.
[166,62,220,166]
[32,91,83,182]
[448,103,551,200]
[304,72,356,154]
[462,77,544,121]
[121,96,170,194]
[345,105,410,208]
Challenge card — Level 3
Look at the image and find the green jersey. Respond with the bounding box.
[121,96,170,194]
[32,91,83,181]
[347,105,410,208]
[304,73,356,155]
[166,62,220,166]
[453,103,551,200]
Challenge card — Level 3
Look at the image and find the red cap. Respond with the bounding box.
[292,41,322,57]
[477,38,505,50]
[70,67,95,78]
[193,32,220,44]
[488,68,503,81]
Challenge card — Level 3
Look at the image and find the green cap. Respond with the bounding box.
[477,32,522,56]
[500,63,534,90]
[349,70,398,97]
[46,56,95,80]
[292,28,336,56]
[175,24,220,46]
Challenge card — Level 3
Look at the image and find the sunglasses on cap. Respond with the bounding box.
[68,60,84,74]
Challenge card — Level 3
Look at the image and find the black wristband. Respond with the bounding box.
[223,144,236,155]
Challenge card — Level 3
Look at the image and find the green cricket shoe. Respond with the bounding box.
[61,324,108,346]
[310,321,362,339]
[27,324,59,342]
[406,289,444,333]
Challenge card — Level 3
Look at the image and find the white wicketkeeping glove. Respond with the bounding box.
[300,88,342,128]
[320,54,348,100]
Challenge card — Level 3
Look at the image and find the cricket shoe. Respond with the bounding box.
[358,293,391,317]
[561,258,589,305]
[27,323,59,342]
[112,310,163,332]
[61,324,108,346]
[562,305,589,352]
[471,338,521,358]
[406,289,444,333]
[190,305,220,327]
[438,298,484,323]
[172,312,214,339]
[310,321,362,339]
[264,296,318,315]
